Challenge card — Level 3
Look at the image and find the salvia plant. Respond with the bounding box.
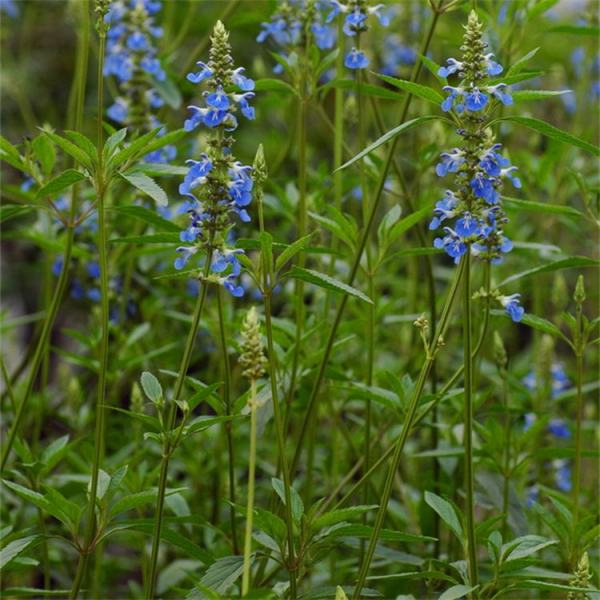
[0,1,598,600]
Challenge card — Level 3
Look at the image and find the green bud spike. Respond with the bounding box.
[574,274,586,305]
[239,307,267,382]
[493,331,507,371]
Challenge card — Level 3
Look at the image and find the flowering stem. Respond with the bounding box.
[352,257,466,599]
[290,1,445,478]
[216,286,239,554]
[241,379,258,596]
[462,250,478,588]
[145,251,213,599]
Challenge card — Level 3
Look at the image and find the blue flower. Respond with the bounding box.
[553,459,572,492]
[438,58,463,78]
[483,53,503,76]
[499,293,524,322]
[187,61,213,84]
[455,212,481,237]
[345,47,369,70]
[487,83,512,106]
[206,86,230,110]
[470,172,498,203]
[311,22,336,50]
[429,191,459,230]
[433,228,467,263]
[464,87,488,111]
[548,419,571,439]
[435,148,465,177]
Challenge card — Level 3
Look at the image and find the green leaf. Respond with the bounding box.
[501,535,557,562]
[120,170,168,207]
[319,524,435,543]
[109,128,161,168]
[253,78,298,96]
[106,406,162,432]
[338,116,441,171]
[512,90,572,102]
[199,555,246,594]
[274,233,313,272]
[110,205,180,232]
[492,310,568,344]
[260,231,273,276]
[0,536,39,570]
[419,54,446,85]
[499,257,598,287]
[183,415,237,437]
[35,169,86,200]
[497,116,599,156]
[288,266,373,304]
[154,74,183,109]
[388,201,435,243]
[320,78,402,101]
[506,47,540,76]
[141,371,163,404]
[43,131,94,170]
[0,205,35,224]
[64,130,98,161]
[372,73,444,105]
[439,585,478,600]
[546,24,600,36]
[502,196,582,218]
[311,506,379,532]
[110,233,181,244]
[424,491,463,542]
[31,135,56,176]
[103,128,127,159]
[141,129,187,158]
[271,477,304,524]
[527,0,560,21]
[110,490,158,518]
[40,435,70,473]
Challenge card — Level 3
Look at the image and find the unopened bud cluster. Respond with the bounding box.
[239,308,267,382]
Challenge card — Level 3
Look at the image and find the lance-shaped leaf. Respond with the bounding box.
[119,170,168,207]
[496,116,599,156]
[337,116,442,171]
[35,169,86,200]
[373,73,444,105]
[288,266,373,304]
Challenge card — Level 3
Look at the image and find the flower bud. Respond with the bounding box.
[573,274,586,305]
[239,307,267,382]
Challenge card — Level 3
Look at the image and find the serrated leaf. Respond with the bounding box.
[43,131,94,170]
[338,116,442,171]
[424,491,463,542]
[31,135,56,176]
[498,116,599,156]
[109,128,161,168]
[373,73,444,105]
[64,130,97,161]
[288,266,372,304]
[36,169,86,200]
[120,171,168,206]
[103,127,127,159]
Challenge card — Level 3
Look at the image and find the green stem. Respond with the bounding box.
[573,349,584,525]
[290,2,444,477]
[263,286,297,599]
[285,54,308,425]
[326,265,491,516]
[145,251,213,599]
[216,286,239,554]
[501,372,511,539]
[352,258,465,599]
[463,251,478,589]
[242,380,258,596]
[70,28,109,600]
